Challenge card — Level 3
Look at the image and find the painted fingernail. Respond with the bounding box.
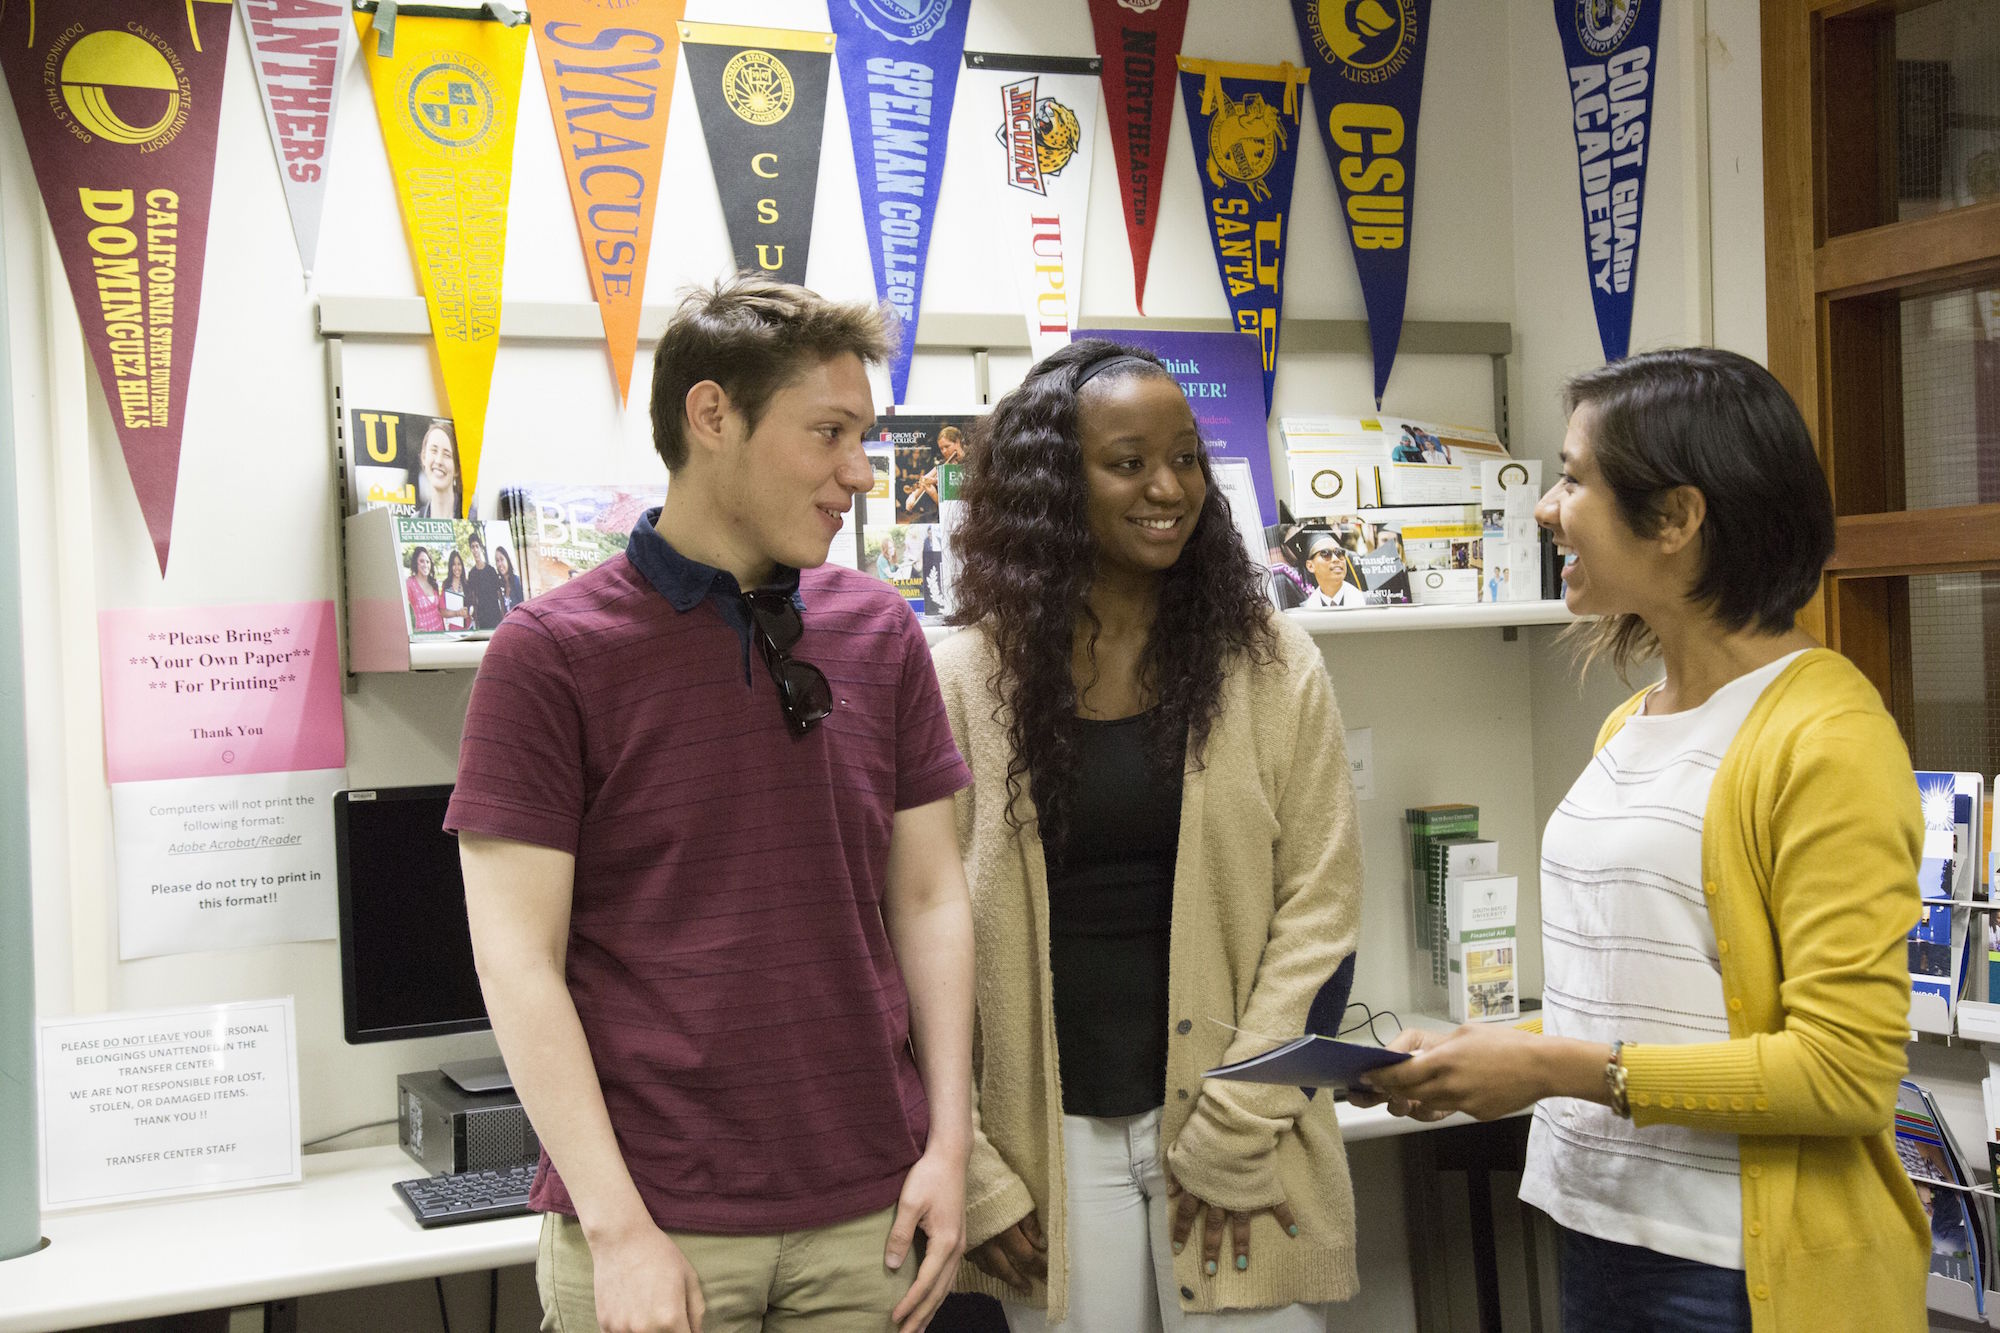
[1205,1260,1217,1276]
[1287,1224,1299,1237]
[1173,1242,1183,1254]
[1235,1255,1248,1271]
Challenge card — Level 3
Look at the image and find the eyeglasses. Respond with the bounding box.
[743,590,833,737]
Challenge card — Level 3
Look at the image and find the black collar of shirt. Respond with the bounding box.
[624,507,805,683]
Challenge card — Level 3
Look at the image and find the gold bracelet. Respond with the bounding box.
[1605,1039,1631,1118]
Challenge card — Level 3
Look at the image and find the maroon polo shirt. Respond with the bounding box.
[446,524,969,1235]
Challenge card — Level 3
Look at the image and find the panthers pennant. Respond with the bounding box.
[964,50,1101,363]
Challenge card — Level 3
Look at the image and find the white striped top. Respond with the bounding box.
[1518,650,1805,1269]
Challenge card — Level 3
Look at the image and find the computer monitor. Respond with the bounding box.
[334,784,489,1045]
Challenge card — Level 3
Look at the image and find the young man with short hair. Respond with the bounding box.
[447,274,974,1333]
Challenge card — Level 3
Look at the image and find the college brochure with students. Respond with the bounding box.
[346,405,454,517]
[1205,1035,1409,1091]
[494,484,658,599]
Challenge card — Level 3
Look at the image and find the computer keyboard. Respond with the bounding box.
[393,1161,537,1228]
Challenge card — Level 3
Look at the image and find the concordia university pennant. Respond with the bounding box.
[237,0,350,277]
[962,51,1100,363]
[531,0,682,404]
[1552,0,1660,363]
[1176,56,1310,414]
[355,0,526,508]
[1290,0,1431,408]
[682,23,834,289]
[827,0,970,404]
[1086,0,1187,314]
[0,0,236,574]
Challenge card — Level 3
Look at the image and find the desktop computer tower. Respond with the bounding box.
[397,1069,540,1175]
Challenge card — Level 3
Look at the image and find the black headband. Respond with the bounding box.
[1072,354,1155,392]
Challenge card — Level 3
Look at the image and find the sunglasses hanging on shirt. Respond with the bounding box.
[743,590,833,736]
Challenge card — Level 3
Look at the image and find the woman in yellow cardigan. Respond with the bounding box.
[1360,348,1927,1332]
[935,340,1364,1331]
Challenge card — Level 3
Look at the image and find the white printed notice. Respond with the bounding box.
[110,769,344,960]
[39,998,301,1209]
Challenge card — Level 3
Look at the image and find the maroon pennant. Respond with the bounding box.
[1086,0,1188,314]
[0,0,235,573]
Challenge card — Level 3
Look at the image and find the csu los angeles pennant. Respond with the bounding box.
[962,51,1100,363]
[0,0,236,574]
[1290,0,1431,408]
[827,0,970,405]
[683,23,835,290]
[1553,0,1659,362]
[1177,56,1311,414]
[1086,0,1188,313]
[237,0,350,278]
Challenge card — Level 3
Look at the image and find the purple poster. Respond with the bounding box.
[1090,327,1276,528]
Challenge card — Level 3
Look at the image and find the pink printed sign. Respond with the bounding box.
[99,601,345,783]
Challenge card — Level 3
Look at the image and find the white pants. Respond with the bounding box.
[1004,1108,1329,1333]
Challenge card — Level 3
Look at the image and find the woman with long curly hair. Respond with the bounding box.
[934,340,1364,1332]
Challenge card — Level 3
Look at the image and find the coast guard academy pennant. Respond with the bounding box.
[0,0,236,574]
[962,52,1100,363]
[1552,0,1659,362]
[237,0,350,277]
[532,0,682,405]
[683,23,835,290]
[1290,0,1431,408]
[355,0,526,509]
[828,0,970,404]
[1176,56,1311,414]
[1086,0,1187,313]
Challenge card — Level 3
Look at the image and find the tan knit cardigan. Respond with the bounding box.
[934,618,1364,1319]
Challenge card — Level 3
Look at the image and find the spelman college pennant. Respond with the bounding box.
[354,0,526,511]
[1176,56,1311,415]
[827,0,970,404]
[1290,0,1431,408]
[683,23,835,290]
[531,0,682,405]
[0,0,235,574]
[237,0,351,277]
[1086,0,1187,314]
[1552,0,1659,362]
[962,52,1100,364]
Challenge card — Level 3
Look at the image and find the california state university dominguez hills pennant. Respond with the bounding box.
[1086,0,1188,314]
[237,0,351,278]
[1176,55,1311,415]
[354,0,527,511]
[682,22,835,290]
[827,0,970,406]
[1551,0,1659,363]
[961,51,1101,364]
[531,0,683,405]
[1289,0,1431,409]
[0,0,237,574]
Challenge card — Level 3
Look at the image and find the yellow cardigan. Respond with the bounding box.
[1585,648,1928,1331]
[934,618,1363,1319]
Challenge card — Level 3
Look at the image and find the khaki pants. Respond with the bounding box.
[537,1206,916,1333]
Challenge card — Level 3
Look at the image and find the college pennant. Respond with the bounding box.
[0,0,236,574]
[1552,0,1660,362]
[962,52,1100,363]
[1176,56,1311,415]
[354,0,526,509]
[827,0,970,404]
[237,0,350,277]
[1085,0,1187,314]
[532,0,682,404]
[1289,0,1431,408]
[682,23,835,289]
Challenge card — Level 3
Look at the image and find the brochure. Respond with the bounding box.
[1205,1035,1410,1091]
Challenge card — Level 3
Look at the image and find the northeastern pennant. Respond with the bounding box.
[682,23,834,289]
[962,52,1100,364]
[1552,0,1660,363]
[0,0,236,574]
[1290,0,1432,408]
[354,1,526,510]
[237,0,350,277]
[1086,0,1187,314]
[827,0,970,404]
[532,0,682,404]
[1176,57,1310,415]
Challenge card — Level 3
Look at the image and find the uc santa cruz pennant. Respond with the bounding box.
[1176,56,1310,415]
[1290,0,1431,409]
